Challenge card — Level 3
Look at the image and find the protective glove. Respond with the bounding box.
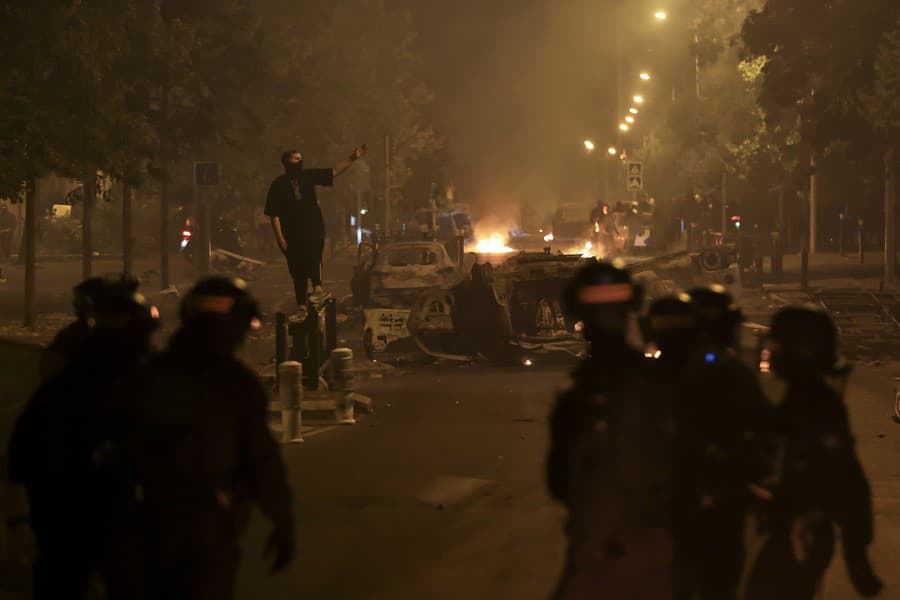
[844,547,883,597]
[264,527,295,574]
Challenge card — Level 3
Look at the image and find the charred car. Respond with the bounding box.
[351,240,465,358]
[352,240,463,308]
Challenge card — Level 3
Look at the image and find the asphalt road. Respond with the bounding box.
[232,360,900,600]
[237,365,570,600]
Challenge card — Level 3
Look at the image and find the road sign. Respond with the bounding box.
[626,161,643,192]
[194,162,219,186]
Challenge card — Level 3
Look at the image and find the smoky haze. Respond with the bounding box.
[402,0,620,227]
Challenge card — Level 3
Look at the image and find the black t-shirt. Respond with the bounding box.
[264,168,334,245]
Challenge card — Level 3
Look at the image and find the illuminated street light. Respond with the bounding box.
[625,115,635,124]
[633,95,645,104]
[629,107,639,114]
[608,146,617,155]
[640,72,651,81]
[619,123,630,132]
[654,10,667,20]
[583,139,595,152]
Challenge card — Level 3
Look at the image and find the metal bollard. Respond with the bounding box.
[329,348,356,424]
[275,312,288,392]
[278,361,304,443]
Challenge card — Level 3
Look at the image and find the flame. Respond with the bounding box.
[470,233,514,254]
[543,233,554,242]
[581,241,593,257]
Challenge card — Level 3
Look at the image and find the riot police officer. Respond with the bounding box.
[672,285,773,600]
[642,293,701,376]
[9,283,158,599]
[548,262,674,599]
[123,277,294,599]
[40,273,141,379]
[746,306,881,599]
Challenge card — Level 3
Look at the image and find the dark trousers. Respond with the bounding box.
[142,511,241,600]
[675,508,745,600]
[283,239,324,305]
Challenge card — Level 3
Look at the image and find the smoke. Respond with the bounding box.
[423,0,619,226]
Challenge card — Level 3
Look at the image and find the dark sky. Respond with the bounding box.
[395,0,625,222]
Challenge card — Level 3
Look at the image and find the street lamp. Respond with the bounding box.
[625,115,635,124]
[629,107,639,114]
[619,123,630,132]
[633,95,645,104]
[654,10,667,20]
[640,72,651,81]
[608,146,617,155]
[584,139,595,152]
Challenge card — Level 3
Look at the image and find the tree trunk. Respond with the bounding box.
[809,153,817,255]
[123,182,134,276]
[160,177,170,289]
[885,146,897,289]
[24,179,36,328]
[194,186,210,277]
[82,168,95,279]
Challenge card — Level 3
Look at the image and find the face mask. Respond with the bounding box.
[286,161,303,177]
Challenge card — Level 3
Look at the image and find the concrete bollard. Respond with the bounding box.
[330,348,356,424]
[278,361,304,443]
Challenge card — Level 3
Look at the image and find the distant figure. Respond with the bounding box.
[0,203,17,258]
[265,145,367,318]
[39,274,141,380]
[548,262,674,599]
[8,284,158,599]
[746,306,881,600]
[123,278,294,599]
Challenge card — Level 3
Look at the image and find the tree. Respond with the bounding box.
[253,0,441,221]
[741,0,900,252]
[864,19,900,285]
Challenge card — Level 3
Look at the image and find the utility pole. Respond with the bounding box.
[885,146,897,288]
[384,135,391,237]
[721,171,728,235]
[24,179,36,328]
[123,182,134,276]
[160,177,170,289]
[694,32,701,99]
[809,153,817,255]
[82,168,96,279]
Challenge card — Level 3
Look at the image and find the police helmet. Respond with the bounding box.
[687,284,743,347]
[768,305,839,376]
[643,294,700,349]
[83,288,158,334]
[180,277,261,331]
[73,273,140,319]
[562,261,642,320]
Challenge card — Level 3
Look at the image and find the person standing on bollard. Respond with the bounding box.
[8,285,159,599]
[746,306,881,600]
[547,262,674,599]
[265,145,367,319]
[122,277,294,599]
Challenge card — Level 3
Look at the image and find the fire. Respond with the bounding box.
[543,233,554,242]
[470,233,514,254]
[581,241,593,257]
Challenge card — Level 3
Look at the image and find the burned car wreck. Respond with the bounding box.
[356,241,743,363]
